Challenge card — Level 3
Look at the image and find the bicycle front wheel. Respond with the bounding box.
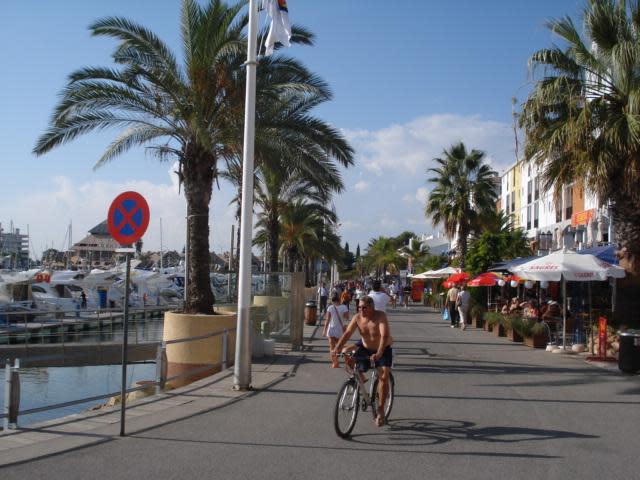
[372,372,395,420]
[334,379,360,438]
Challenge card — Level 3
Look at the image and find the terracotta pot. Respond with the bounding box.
[162,311,237,387]
[524,333,549,348]
[493,323,506,337]
[471,316,484,329]
[506,328,523,342]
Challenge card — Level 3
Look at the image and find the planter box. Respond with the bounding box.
[523,333,549,348]
[471,316,484,329]
[484,322,494,332]
[506,328,523,342]
[493,323,505,337]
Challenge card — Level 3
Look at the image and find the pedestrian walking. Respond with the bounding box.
[456,284,471,330]
[403,283,412,308]
[368,279,391,312]
[322,293,348,368]
[446,283,460,327]
[318,282,328,315]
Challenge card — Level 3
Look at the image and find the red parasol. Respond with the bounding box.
[467,272,502,287]
[445,272,471,286]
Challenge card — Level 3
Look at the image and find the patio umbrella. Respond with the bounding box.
[445,272,471,285]
[467,272,503,287]
[511,249,625,349]
[415,266,461,279]
[467,272,504,309]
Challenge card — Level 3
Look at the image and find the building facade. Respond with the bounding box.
[499,159,613,251]
[0,222,30,269]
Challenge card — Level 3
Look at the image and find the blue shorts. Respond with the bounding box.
[354,340,393,371]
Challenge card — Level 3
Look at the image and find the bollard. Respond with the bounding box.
[222,329,229,370]
[155,343,167,394]
[4,358,20,430]
[260,320,271,339]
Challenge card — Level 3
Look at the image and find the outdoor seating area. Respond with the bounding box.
[426,248,627,355]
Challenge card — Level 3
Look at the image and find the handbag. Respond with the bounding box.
[442,308,450,321]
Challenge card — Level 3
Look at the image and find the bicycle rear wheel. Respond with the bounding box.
[371,372,395,420]
[334,379,360,438]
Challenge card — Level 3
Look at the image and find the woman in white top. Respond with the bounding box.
[322,293,349,368]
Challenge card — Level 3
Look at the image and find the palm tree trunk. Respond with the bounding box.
[183,146,215,314]
[611,200,640,320]
[458,226,468,270]
[266,215,281,296]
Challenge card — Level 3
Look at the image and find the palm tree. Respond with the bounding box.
[33,0,352,314]
[366,236,401,279]
[425,142,498,269]
[400,239,429,274]
[520,0,640,273]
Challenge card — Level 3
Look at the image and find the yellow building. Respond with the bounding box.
[500,162,522,228]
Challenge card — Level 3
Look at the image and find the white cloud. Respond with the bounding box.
[2,163,238,259]
[344,113,514,176]
[354,180,370,192]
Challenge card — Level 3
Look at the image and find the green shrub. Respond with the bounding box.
[484,311,502,327]
[514,318,548,337]
[470,304,486,322]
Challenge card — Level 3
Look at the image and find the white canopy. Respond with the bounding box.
[511,249,625,351]
[412,266,460,279]
[511,249,625,282]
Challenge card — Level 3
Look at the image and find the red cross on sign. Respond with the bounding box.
[107,191,150,246]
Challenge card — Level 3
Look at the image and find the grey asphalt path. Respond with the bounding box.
[1,306,639,479]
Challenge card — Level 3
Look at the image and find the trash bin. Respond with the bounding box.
[618,330,640,373]
[304,300,318,326]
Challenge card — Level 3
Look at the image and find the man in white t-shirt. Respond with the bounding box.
[318,282,328,314]
[368,279,391,312]
[388,281,398,308]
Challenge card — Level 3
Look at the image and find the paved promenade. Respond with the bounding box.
[1,306,639,479]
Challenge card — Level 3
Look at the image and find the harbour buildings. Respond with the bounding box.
[0,222,30,269]
[499,159,613,251]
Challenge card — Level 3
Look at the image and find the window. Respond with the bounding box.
[527,180,532,204]
[527,205,532,230]
[565,187,573,220]
[511,192,515,212]
[534,177,540,201]
[534,201,539,229]
[504,195,510,214]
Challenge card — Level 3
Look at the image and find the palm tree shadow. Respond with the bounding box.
[349,418,598,448]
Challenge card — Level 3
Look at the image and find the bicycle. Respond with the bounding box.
[333,352,395,438]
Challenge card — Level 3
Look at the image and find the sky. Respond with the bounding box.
[0,0,584,260]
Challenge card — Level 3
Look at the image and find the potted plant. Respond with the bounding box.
[484,312,502,334]
[503,315,524,342]
[470,304,486,328]
[519,318,550,348]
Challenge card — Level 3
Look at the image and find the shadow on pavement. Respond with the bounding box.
[348,417,597,455]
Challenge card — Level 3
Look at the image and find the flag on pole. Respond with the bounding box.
[264,0,291,55]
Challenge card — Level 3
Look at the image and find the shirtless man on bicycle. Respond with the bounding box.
[333,295,393,427]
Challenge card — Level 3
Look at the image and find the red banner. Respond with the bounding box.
[571,208,595,227]
[598,316,607,358]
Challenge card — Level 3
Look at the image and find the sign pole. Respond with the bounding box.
[106,190,150,436]
[119,249,133,436]
[234,0,258,390]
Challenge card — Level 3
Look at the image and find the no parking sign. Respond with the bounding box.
[107,191,150,245]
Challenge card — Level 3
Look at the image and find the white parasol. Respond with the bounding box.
[511,249,625,349]
[412,266,460,279]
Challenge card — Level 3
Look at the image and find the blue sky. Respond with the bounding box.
[0,0,583,258]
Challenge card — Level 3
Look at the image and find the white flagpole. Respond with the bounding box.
[234,0,259,390]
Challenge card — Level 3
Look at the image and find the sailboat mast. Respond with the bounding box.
[160,217,164,271]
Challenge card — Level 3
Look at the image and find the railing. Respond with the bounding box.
[1,326,235,431]
[0,306,171,346]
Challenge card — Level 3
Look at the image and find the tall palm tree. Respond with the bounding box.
[520,0,640,273]
[425,142,498,269]
[33,0,352,314]
[366,236,400,279]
